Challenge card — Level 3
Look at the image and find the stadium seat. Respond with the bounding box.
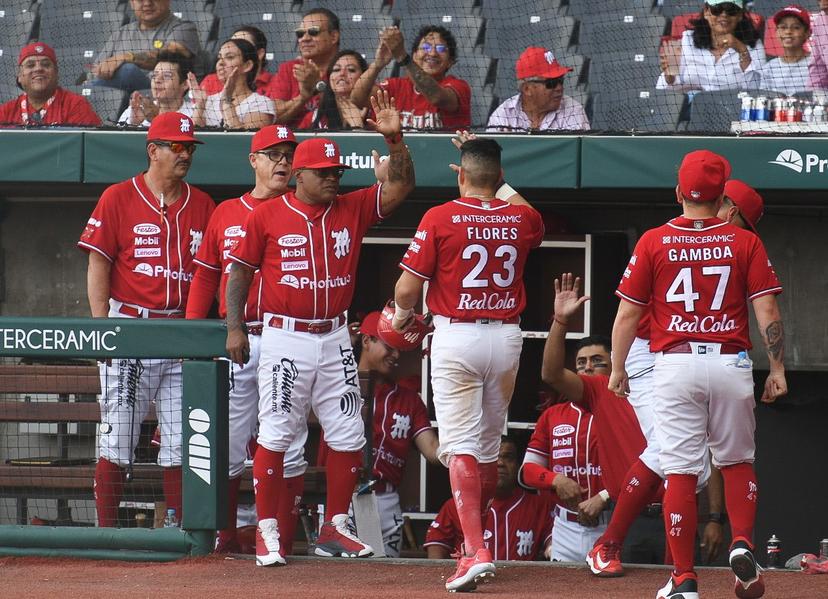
[471,89,495,129]
[0,0,36,15]
[399,14,484,56]
[481,1,565,20]
[213,0,298,18]
[66,84,126,124]
[577,12,667,58]
[171,0,210,13]
[0,10,35,46]
[54,46,98,86]
[37,9,125,52]
[0,82,18,103]
[39,0,124,12]
[687,89,783,132]
[303,0,386,15]
[217,11,299,63]
[392,0,478,17]
[586,52,662,97]
[567,0,655,19]
[449,54,492,92]
[590,89,688,132]
[750,0,794,18]
[484,12,576,59]
[495,52,584,101]
[0,44,19,84]
[660,0,702,19]
[125,8,216,47]
[337,13,395,61]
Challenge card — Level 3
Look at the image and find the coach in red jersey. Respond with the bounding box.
[425,437,554,561]
[78,112,214,527]
[392,133,543,592]
[226,90,414,566]
[612,150,785,599]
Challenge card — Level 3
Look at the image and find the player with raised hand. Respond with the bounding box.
[391,132,544,592]
[612,150,785,599]
[225,89,414,566]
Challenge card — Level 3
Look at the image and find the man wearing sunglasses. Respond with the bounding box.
[78,111,215,529]
[351,25,471,130]
[186,125,309,558]
[487,46,588,132]
[266,8,341,127]
[225,90,414,565]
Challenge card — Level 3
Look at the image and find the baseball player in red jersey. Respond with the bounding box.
[520,399,607,562]
[588,179,767,577]
[392,134,544,592]
[225,90,415,566]
[612,150,786,599]
[77,112,215,527]
[425,437,554,561]
[185,125,310,555]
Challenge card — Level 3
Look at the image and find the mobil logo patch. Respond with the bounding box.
[224,225,243,237]
[552,424,575,437]
[278,234,307,248]
[134,223,161,236]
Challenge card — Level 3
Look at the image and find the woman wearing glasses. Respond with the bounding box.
[657,0,764,91]
[298,50,370,130]
[190,39,275,130]
[352,25,470,131]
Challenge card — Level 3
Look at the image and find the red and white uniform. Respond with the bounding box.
[522,402,607,562]
[424,489,555,560]
[229,185,384,453]
[617,216,782,474]
[400,197,544,465]
[0,88,101,126]
[78,172,214,468]
[380,76,471,130]
[186,194,308,480]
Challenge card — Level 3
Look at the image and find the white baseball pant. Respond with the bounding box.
[376,488,403,558]
[550,504,608,562]
[430,316,523,466]
[257,316,365,453]
[653,343,756,476]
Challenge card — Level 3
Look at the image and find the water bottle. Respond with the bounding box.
[820,538,828,559]
[766,534,782,569]
[163,508,178,528]
[736,351,752,368]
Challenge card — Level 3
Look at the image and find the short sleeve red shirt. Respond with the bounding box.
[192,193,270,321]
[0,88,101,126]
[78,173,215,310]
[379,75,471,130]
[229,185,383,319]
[523,402,603,500]
[200,70,273,96]
[371,377,433,487]
[616,217,782,351]
[400,198,544,320]
[263,58,325,127]
[424,489,554,560]
[578,374,646,500]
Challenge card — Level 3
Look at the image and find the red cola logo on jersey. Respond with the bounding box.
[666,313,737,333]
[457,290,516,311]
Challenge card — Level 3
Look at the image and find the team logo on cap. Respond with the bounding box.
[690,190,701,199]
[324,143,336,157]
[277,126,289,139]
[544,50,555,64]
[180,117,191,133]
[35,45,45,54]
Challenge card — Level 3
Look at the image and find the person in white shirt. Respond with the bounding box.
[487,46,589,132]
[657,0,765,91]
[761,4,811,95]
[118,52,194,127]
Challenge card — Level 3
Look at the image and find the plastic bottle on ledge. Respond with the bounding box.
[164,508,179,528]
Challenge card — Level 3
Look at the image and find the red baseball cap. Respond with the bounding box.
[18,42,57,65]
[293,138,350,170]
[515,47,572,80]
[359,311,381,337]
[724,179,764,233]
[146,111,202,144]
[678,150,731,202]
[250,125,297,153]
[773,4,810,29]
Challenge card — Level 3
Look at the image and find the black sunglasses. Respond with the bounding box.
[528,77,565,89]
[255,149,294,163]
[295,26,324,39]
[707,3,742,16]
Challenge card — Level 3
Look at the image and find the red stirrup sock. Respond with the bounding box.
[599,459,662,545]
[663,473,698,577]
[217,475,242,544]
[478,461,498,525]
[449,454,484,555]
[324,450,361,519]
[277,474,305,555]
[252,446,284,521]
[721,462,758,547]
[94,457,124,527]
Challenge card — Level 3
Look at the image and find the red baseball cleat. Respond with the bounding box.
[445,547,496,593]
[587,542,624,577]
[656,572,699,599]
[314,514,373,558]
[730,544,765,598]
[255,518,286,567]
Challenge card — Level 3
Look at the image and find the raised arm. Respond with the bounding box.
[367,90,414,215]
[87,251,112,318]
[225,262,254,366]
[751,293,787,403]
[351,29,394,109]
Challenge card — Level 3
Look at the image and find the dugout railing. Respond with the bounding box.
[0,317,230,561]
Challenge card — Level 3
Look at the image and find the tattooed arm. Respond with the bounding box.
[225,262,254,366]
[751,293,787,403]
[404,61,460,112]
[367,90,415,214]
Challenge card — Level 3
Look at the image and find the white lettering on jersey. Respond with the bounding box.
[134,236,160,246]
[667,246,734,262]
[280,247,306,258]
[407,240,421,254]
[552,437,572,448]
[224,225,243,237]
[460,214,523,224]
[516,530,534,557]
[456,291,516,311]
[465,227,519,241]
[282,260,309,272]
[153,265,193,282]
[277,274,352,290]
[669,234,735,244]
[390,413,412,439]
[331,227,351,259]
[414,229,427,241]
[551,463,602,477]
[88,217,102,227]
[666,313,737,333]
[189,229,203,256]
[134,248,161,258]
[400,111,442,130]
[552,424,575,437]
[278,234,307,247]
[552,448,574,459]
[133,223,161,235]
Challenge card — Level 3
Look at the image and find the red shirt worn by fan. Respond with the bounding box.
[78,173,215,311]
[229,185,383,320]
[400,197,544,321]
[379,75,471,130]
[0,87,101,126]
[616,216,782,352]
[263,58,326,128]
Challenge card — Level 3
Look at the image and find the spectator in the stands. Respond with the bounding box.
[299,50,369,129]
[264,7,341,127]
[0,42,101,126]
[808,1,828,88]
[351,25,470,130]
[200,26,273,96]
[761,5,811,95]
[657,0,764,91]
[486,47,588,132]
[118,51,193,127]
[189,39,275,130]
[91,0,200,93]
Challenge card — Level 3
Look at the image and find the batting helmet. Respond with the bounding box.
[376,301,433,351]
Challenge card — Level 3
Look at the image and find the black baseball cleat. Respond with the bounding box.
[730,541,765,598]
[656,573,699,599]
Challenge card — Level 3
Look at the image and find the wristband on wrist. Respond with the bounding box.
[598,489,610,502]
[398,54,412,67]
[495,182,517,201]
[707,512,727,525]
[384,132,403,146]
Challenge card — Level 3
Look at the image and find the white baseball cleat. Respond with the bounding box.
[255,518,286,567]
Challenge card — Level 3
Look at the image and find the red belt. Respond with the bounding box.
[663,342,742,355]
[116,304,183,319]
[449,316,520,325]
[554,505,580,523]
[267,313,346,335]
[247,324,263,336]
